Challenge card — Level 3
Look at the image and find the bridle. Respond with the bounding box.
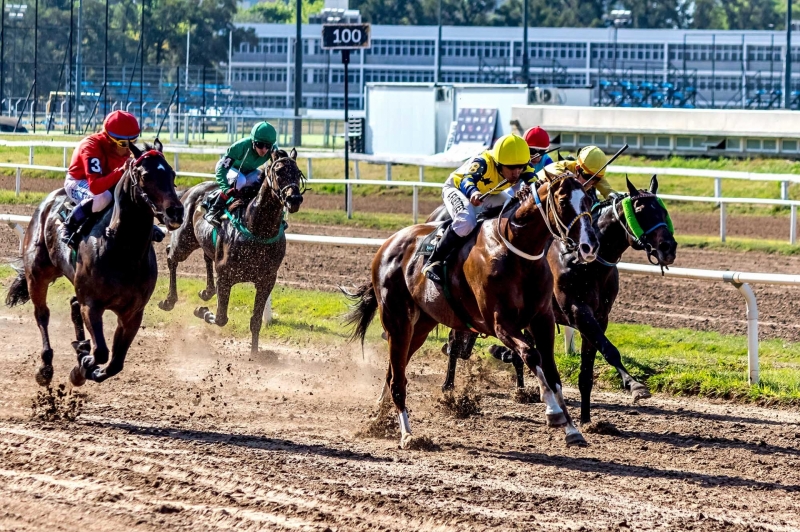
[264,156,307,205]
[496,172,591,260]
[128,150,167,218]
[605,192,672,271]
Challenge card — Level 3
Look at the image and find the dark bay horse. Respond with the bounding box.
[6,141,184,386]
[158,148,305,354]
[344,173,599,449]
[440,176,677,424]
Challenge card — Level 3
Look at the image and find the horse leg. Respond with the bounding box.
[71,305,110,386]
[529,314,586,446]
[198,254,216,301]
[69,296,85,342]
[195,276,231,327]
[28,273,56,387]
[442,330,480,391]
[90,311,142,383]
[574,307,650,403]
[249,281,274,355]
[487,344,526,388]
[158,228,198,311]
[578,334,598,425]
[494,322,566,429]
[376,364,391,406]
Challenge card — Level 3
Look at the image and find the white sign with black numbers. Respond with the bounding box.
[321,24,371,50]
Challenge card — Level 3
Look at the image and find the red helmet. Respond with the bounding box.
[523,126,550,150]
[103,110,140,140]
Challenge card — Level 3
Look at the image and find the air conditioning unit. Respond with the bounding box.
[527,87,564,105]
[435,86,453,102]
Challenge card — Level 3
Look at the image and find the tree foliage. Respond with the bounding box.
[235,0,325,23]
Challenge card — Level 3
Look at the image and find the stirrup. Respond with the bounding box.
[423,261,445,284]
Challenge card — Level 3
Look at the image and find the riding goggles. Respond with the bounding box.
[108,135,139,149]
[253,141,273,150]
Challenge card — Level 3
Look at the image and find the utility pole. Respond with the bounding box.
[436,0,442,83]
[1,0,6,116]
[785,0,793,109]
[104,0,108,118]
[522,0,529,86]
[293,0,302,147]
[140,0,145,119]
[33,0,37,132]
[75,0,82,132]
[68,0,73,133]
[185,27,190,92]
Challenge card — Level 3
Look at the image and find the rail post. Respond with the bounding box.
[714,177,721,206]
[385,163,392,181]
[262,295,272,326]
[28,146,34,165]
[564,326,578,355]
[727,278,759,385]
[791,205,798,245]
[418,165,425,182]
[413,185,419,224]
[781,180,789,200]
[720,202,727,242]
[173,152,179,172]
[354,160,360,180]
[346,182,353,219]
[306,158,312,180]
[62,147,68,167]
[15,167,21,196]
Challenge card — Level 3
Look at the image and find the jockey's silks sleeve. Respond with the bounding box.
[537,159,616,199]
[67,133,129,195]
[451,152,536,197]
[215,138,273,191]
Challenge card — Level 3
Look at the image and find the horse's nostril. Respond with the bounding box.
[658,241,673,253]
[580,243,594,255]
[166,206,185,220]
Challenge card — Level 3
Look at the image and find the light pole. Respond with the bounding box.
[605,9,631,76]
[522,0,529,85]
[785,0,792,109]
[293,0,302,146]
[4,3,26,117]
[436,0,442,84]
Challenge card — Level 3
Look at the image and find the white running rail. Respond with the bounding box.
[1,162,799,243]
[3,212,799,385]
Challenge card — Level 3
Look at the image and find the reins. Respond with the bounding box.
[128,150,166,217]
[495,173,591,261]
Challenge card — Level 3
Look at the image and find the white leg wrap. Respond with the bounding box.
[536,367,563,416]
[377,382,389,405]
[398,410,412,436]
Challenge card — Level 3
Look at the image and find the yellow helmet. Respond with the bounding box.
[577,146,607,177]
[491,134,530,166]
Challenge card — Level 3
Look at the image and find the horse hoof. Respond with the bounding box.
[400,433,414,450]
[80,355,96,370]
[546,411,568,428]
[69,365,86,387]
[198,289,215,301]
[193,306,209,319]
[158,299,175,311]
[35,365,54,387]
[565,432,588,447]
[630,384,651,403]
[441,382,455,393]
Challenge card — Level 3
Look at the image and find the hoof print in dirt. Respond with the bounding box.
[513,387,540,404]
[582,420,622,436]
[438,390,481,419]
[401,435,439,452]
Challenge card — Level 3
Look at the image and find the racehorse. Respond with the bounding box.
[158,148,305,354]
[5,141,184,386]
[344,172,599,449]
[439,176,677,424]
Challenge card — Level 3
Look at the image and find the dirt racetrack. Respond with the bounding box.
[1,308,800,531]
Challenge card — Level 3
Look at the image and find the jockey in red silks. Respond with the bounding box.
[62,110,162,249]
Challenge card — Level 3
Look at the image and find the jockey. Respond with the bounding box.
[537,145,618,201]
[524,126,554,173]
[422,133,535,285]
[62,110,142,250]
[204,121,278,227]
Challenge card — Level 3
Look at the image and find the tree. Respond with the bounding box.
[235,0,325,23]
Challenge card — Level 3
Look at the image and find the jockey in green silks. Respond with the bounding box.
[204,121,278,227]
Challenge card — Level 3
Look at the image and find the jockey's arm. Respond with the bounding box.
[216,140,248,192]
[456,158,487,200]
[78,144,125,195]
[595,177,616,199]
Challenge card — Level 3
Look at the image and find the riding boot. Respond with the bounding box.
[62,199,93,251]
[422,225,468,285]
[204,189,229,228]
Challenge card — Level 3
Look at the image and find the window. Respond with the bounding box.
[782,140,798,152]
[578,134,593,145]
[560,133,575,146]
[746,139,761,151]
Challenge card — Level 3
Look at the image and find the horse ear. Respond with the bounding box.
[153,138,164,153]
[626,176,638,197]
[130,143,142,159]
[290,148,297,160]
[271,150,280,162]
[649,174,659,194]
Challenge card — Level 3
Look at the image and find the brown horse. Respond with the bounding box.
[440,176,678,424]
[158,148,304,354]
[344,173,599,449]
[5,141,184,386]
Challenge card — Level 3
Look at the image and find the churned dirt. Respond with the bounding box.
[1,308,799,531]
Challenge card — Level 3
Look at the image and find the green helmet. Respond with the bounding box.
[250,121,277,144]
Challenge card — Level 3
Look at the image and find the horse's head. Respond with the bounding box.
[622,175,677,266]
[261,148,305,213]
[537,171,599,263]
[129,140,185,230]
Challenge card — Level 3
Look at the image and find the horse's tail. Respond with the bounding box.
[5,264,29,307]
[340,282,378,345]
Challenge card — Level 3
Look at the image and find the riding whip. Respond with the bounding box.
[477,145,561,201]
[582,143,628,189]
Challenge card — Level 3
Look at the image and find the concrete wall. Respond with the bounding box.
[365,84,438,156]
[513,105,800,139]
